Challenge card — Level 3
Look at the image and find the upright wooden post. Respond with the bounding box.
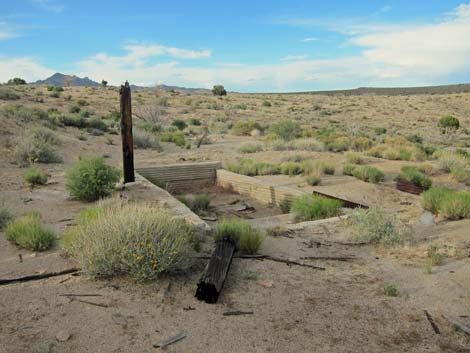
[120,81,135,183]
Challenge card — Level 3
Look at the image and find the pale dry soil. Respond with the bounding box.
[1,87,470,352]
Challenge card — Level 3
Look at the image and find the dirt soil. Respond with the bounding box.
[1,86,470,352]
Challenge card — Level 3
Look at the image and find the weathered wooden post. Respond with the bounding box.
[120,81,135,183]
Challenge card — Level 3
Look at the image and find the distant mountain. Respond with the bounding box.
[131,83,210,94]
[33,73,100,87]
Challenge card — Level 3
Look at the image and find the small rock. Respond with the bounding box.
[56,330,71,342]
[257,280,274,288]
[418,211,435,226]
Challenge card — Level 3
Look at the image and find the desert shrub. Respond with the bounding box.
[69,105,81,113]
[345,152,363,164]
[291,138,323,151]
[352,165,385,183]
[291,195,342,221]
[450,166,470,184]
[280,162,303,176]
[306,174,321,186]
[349,207,408,246]
[300,160,331,176]
[160,131,186,147]
[269,120,301,141]
[435,150,469,172]
[398,167,432,190]
[15,131,62,166]
[352,136,373,151]
[279,199,291,213]
[62,199,196,280]
[427,244,445,266]
[0,202,12,230]
[212,85,227,96]
[440,191,470,220]
[65,157,121,201]
[189,118,201,126]
[281,154,309,162]
[76,99,88,106]
[214,218,262,254]
[133,129,161,150]
[438,116,460,130]
[139,121,162,133]
[367,137,425,161]
[47,85,63,92]
[384,284,398,297]
[342,164,356,176]
[58,114,87,128]
[24,167,48,186]
[228,159,280,176]
[49,91,60,98]
[0,89,20,100]
[323,134,350,152]
[172,119,188,131]
[262,101,271,107]
[87,118,108,132]
[421,187,452,214]
[234,103,247,110]
[231,120,262,136]
[374,127,387,135]
[238,142,263,154]
[1,105,49,122]
[270,140,293,151]
[190,194,211,212]
[5,212,55,251]
[323,165,335,175]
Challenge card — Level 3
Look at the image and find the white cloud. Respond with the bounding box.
[281,55,308,61]
[301,37,318,42]
[0,57,54,82]
[31,0,65,13]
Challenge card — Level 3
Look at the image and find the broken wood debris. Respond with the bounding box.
[73,298,109,308]
[223,310,254,316]
[0,268,80,286]
[195,237,235,303]
[444,315,470,335]
[300,256,356,262]
[153,332,187,349]
[424,310,440,334]
[59,294,103,297]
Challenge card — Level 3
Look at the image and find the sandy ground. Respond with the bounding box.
[1,87,470,352]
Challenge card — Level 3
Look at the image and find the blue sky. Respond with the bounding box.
[1,0,469,92]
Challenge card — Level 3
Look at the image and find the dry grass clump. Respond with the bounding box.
[433,150,469,172]
[24,167,49,186]
[349,207,409,246]
[228,159,280,176]
[345,165,385,183]
[15,128,62,166]
[5,212,55,251]
[291,194,342,221]
[291,138,324,151]
[230,120,262,136]
[62,199,196,280]
[367,136,425,161]
[214,218,262,254]
[133,129,162,150]
[300,160,335,175]
[0,201,12,230]
[344,152,364,164]
[238,142,264,153]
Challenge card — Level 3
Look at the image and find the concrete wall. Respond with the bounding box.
[216,169,307,206]
[136,161,221,194]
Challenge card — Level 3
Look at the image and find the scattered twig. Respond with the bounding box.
[59,277,71,284]
[300,256,356,262]
[223,310,254,316]
[0,268,80,286]
[59,294,103,297]
[424,310,440,334]
[153,332,187,348]
[196,128,209,149]
[74,298,109,308]
[183,306,195,311]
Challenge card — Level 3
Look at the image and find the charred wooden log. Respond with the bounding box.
[195,238,235,303]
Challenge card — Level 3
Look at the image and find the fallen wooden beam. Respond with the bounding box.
[311,190,368,209]
[396,179,424,195]
[0,268,80,286]
[195,238,235,303]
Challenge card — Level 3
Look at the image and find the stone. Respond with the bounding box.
[257,279,274,288]
[56,330,71,342]
[418,211,435,226]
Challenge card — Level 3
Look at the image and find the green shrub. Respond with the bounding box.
[438,116,460,130]
[58,114,87,128]
[24,167,48,186]
[139,121,162,133]
[87,118,108,132]
[0,202,12,230]
[300,160,333,176]
[228,159,280,176]
[133,129,161,150]
[5,212,55,251]
[1,105,49,122]
[440,191,470,220]
[189,118,201,126]
[306,175,321,186]
[76,99,88,106]
[0,89,20,100]
[291,195,342,221]
[65,157,121,201]
[238,142,263,154]
[262,101,271,107]
[398,167,432,190]
[349,207,407,246]
[234,103,247,110]
[69,105,81,113]
[279,199,291,213]
[450,166,470,184]
[212,85,227,96]
[269,120,301,141]
[214,219,262,254]
[49,92,61,98]
[191,194,211,212]
[374,127,387,135]
[230,120,262,136]
[160,131,186,147]
[352,165,385,183]
[366,137,425,161]
[421,187,452,214]
[172,119,188,131]
[280,162,303,176]
[352,136,372,151]
[384,284,398,297]
[62,199,195,280]
[7,77,26,85]
[291,138,324,151]
[323,134,350,152]
[435,151,468,172]
[342,164,357,176]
